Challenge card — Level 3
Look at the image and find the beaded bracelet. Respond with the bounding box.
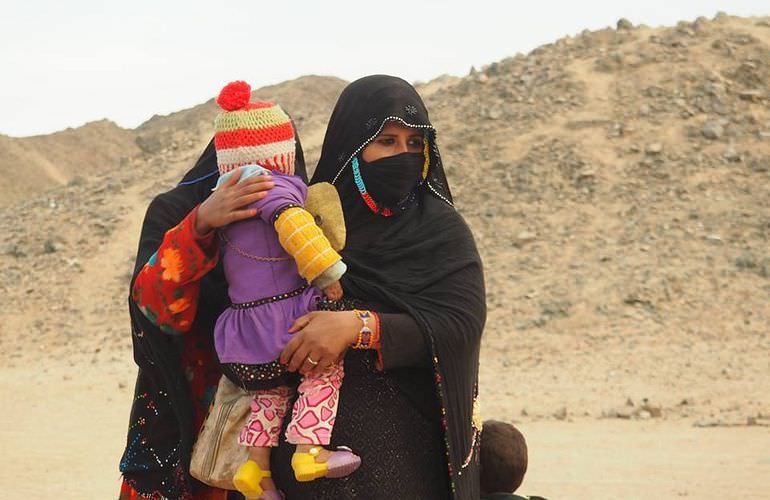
[352,310,378,349]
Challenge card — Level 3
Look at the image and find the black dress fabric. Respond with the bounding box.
[273,335,450,499]
[301,75,486,499]
[272,298,449,499]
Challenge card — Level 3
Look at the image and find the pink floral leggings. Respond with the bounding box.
[239,361,343,447]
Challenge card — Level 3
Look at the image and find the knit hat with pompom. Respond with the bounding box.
[213,81,296,175]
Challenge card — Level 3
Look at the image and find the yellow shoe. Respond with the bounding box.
[291,447,328,482]
[233,460,271,499]
[291,446,361,482]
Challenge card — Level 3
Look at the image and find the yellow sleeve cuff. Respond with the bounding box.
[275,207,343,283]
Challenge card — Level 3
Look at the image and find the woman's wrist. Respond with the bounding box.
[193,204,213,237]
[350,310,381,349]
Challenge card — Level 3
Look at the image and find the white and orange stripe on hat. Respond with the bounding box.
[213,81,296,175]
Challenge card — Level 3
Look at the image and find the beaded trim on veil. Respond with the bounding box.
[330,116,453,208]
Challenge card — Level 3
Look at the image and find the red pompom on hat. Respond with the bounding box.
[216,80,252,111]
[213,80,296,175]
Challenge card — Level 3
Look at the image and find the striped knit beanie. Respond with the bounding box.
[214,81,296,175]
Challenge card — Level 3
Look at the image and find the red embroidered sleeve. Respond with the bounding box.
[131,206,219,334]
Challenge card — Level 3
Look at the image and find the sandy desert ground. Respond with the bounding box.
[0,357,768,499]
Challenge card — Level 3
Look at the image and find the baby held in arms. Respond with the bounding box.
[210,81,360,499]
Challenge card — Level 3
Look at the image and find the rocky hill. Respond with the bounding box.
[0,75,347,207]
[0,120,140,205]
[1,14,768,426]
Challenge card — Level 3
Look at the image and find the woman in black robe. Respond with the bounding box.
[272,75,486,499]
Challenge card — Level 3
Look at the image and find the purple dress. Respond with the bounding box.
[214,172,322,368]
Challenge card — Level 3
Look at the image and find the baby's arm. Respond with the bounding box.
[320,280,343,301]
[273,206,346,297]
[249,173,346,297]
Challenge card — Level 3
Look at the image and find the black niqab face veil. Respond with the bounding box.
[313,75,452,207]
[313,75,486,498]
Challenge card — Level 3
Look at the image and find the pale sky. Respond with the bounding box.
[0,0,766,137]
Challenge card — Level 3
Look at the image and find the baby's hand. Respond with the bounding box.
[324,281,343,301]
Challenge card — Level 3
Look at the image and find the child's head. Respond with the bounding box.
[480,420,528,495]
[213,80,296,176]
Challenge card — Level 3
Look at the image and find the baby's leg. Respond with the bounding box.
[286,361,360,481]
[285,361,344,447]
[236,385,294,496]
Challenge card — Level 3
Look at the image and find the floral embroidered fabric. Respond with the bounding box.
[132,207,219,334]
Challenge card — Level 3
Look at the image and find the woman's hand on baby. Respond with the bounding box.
[195,167,275,235]
[281,311,359,376]
[323,281,343,301]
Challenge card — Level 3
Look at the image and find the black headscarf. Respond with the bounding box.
[122,133,307,497]
[312,75,486,499]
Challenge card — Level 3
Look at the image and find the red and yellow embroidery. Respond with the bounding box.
[132,206,218,334]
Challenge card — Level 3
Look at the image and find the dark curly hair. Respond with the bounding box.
[480,420,528,494]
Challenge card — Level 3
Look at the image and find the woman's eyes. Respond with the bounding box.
[375,137,423,148]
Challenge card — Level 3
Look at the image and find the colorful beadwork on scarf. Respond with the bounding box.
[421,137,430,179]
